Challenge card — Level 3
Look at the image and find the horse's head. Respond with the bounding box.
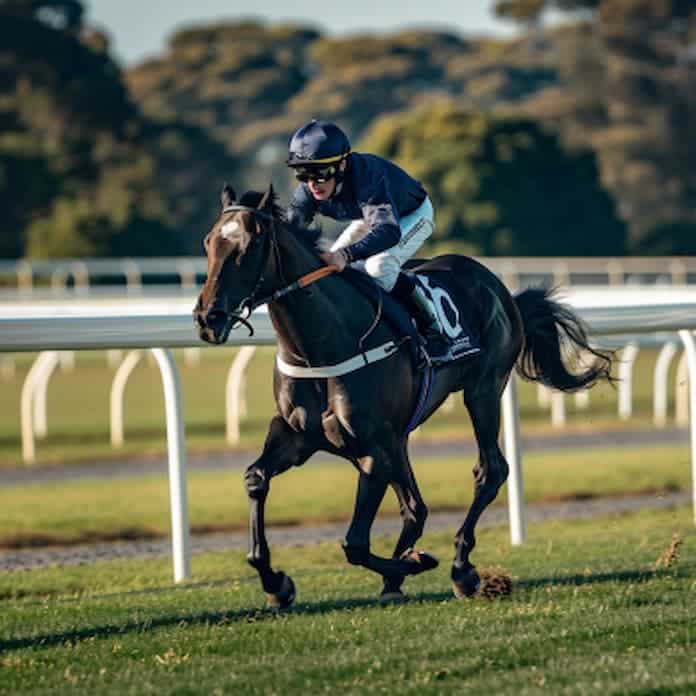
[194,183,277,344]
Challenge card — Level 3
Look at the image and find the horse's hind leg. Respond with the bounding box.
[245,415,318,608]
[452,391,510,598]
[381,444,434,600]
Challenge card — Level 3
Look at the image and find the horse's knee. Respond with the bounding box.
[342,540,370,566]
[244,465,268,499]
[475,448,509,494]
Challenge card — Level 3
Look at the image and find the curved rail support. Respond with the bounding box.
[226,346,257,445]
[676,351,689,427]
[110,350,144,447]
[618,342,639,420]
[50,268,68,296]
[575,389,590,410]
[122,260,142,295]
[653,341,678,427]
[150,348,191,582]
[502,374,525,545]
[17,260,32,297]
[551,391,566,428]
[71,261,89,296]
[677,330,696,524]
[21,351,58,463]
[33,350,60,439]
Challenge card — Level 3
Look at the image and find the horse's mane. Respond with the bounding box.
[239,189,323,256]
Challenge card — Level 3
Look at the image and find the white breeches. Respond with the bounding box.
[330,197,434,292]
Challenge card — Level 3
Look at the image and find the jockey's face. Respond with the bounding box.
[307,176,336,200]
[298,159,346,201]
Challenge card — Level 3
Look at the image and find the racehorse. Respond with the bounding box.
[194,184,613,608]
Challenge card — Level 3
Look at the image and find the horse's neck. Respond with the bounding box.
[269,229,377,365]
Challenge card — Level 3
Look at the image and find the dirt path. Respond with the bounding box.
[1,491,687,573]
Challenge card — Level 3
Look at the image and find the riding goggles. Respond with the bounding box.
[294,165,338,184]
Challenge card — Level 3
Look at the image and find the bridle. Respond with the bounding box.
[209,204,338,337]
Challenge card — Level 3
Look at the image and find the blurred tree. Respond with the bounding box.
[0,0,238,258]
[495,0,696,252]
[361,104,626,255]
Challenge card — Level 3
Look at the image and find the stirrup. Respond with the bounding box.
[424,333,454,365]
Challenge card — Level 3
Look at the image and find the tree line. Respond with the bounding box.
[2,0,695,258]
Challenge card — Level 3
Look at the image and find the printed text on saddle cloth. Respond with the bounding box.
[416,275,471,347]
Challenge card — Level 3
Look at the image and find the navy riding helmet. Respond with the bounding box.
[286,120,351,168]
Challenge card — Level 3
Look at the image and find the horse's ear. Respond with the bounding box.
[221,183,236,209]
[258,183,275,211]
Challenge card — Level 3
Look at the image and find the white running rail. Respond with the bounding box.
[3,286,696,580]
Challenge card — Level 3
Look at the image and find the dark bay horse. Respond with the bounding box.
[194,184,613,608]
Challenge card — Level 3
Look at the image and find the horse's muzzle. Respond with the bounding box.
[194,307,231,345]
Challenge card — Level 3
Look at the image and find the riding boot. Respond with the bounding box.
[408,284,453,364]
[391,272,452,364]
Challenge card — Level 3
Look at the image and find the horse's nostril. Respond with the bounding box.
[207,310,228,330]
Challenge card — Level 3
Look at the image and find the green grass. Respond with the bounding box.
[0,345,682,468]
[0,444,690,548]
[0,506,694,694]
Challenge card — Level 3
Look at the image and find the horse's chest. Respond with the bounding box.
[276,377,359,445]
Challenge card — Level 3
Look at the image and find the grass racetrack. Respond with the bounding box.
[1,345,694,693]
[1,506,694,694]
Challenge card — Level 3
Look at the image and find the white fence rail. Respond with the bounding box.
[2,256,695,298]
[3,287,696,581]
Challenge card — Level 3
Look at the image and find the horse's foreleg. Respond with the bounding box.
[343,452,437,591]
[381,445,432,599]
[452,392,509,598]
[245,415,317,608]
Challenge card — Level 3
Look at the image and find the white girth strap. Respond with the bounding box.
[276,340,399,378]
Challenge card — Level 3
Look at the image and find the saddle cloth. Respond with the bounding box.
[342,267,480,368]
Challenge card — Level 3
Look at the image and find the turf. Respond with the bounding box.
[0,444,690,548]
[0,506,694,695]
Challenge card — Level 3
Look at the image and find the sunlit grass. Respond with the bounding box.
[0,506,694,694]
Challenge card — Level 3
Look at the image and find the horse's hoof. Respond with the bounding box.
[379,589,407,604]
[401,549,440,575]
[451,565,481,599]
[265,572,296,610]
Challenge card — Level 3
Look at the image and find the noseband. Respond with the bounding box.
[217,204,280,336]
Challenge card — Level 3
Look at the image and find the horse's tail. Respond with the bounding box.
[513,287,614,392]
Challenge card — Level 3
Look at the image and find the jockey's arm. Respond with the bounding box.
[343,205,400,262]
[343,178,401,263]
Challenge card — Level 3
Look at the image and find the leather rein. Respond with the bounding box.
[219,204,339,336]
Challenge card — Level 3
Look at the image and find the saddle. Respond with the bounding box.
[342,267,480,370]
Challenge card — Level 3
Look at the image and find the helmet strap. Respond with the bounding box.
[330,156,348,197]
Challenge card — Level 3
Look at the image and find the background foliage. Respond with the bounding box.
[2,0,696,257]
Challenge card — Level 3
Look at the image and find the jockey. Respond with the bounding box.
[286,119,454,364]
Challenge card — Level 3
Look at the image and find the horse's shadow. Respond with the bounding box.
[2,565,687,653]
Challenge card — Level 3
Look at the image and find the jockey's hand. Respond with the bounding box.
[320,249,348,272]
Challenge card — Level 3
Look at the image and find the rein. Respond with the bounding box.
[214,203,405,378]
[220,205,339,336]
